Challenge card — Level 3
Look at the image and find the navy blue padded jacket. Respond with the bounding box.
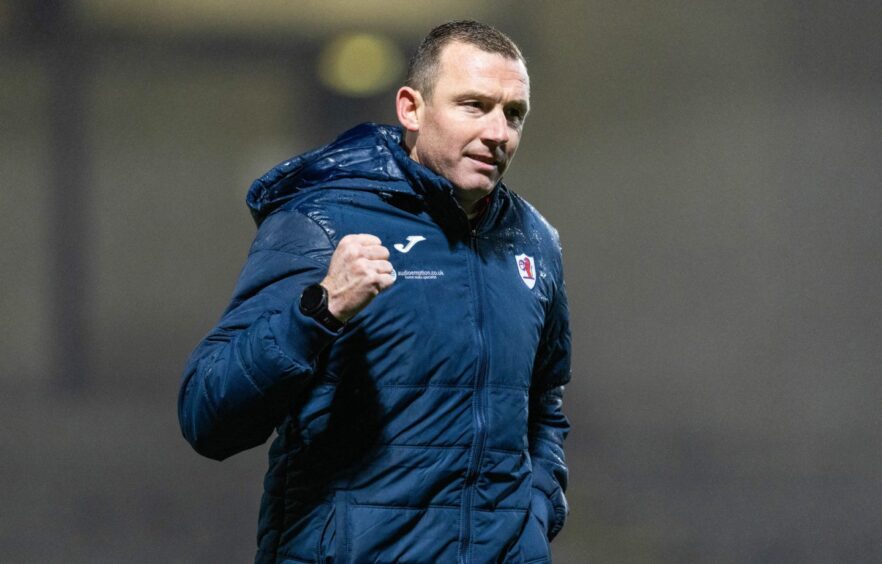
[178,124,571,564]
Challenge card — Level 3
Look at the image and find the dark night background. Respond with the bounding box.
[2,1,880,562]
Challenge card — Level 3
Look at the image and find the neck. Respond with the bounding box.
[462,191,493,221]
[459,193,483,219]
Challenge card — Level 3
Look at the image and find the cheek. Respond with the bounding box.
[506,136,521,156]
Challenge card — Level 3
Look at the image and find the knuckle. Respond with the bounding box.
[356,233,377,245]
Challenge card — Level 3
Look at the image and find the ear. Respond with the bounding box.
[396,86,423,132]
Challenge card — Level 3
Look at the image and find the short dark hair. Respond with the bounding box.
[405,20,526,100]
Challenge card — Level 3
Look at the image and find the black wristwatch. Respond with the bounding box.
[299,283,345,332]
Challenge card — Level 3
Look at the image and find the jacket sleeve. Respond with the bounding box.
[177,209,338,461]
[529,271,572,541]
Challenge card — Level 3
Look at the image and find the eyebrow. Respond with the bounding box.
[456,90,530,114]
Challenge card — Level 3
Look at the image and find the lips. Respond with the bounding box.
[467,154,500,168]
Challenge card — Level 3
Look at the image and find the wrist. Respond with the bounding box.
[320,276,356,324]
[324,290,349,324]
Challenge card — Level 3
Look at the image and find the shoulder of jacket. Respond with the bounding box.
[506,190,563,254]
[249,199,336,260]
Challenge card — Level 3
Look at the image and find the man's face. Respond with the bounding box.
[406,41,530,208]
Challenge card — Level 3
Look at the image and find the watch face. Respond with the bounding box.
[300,284,326,315]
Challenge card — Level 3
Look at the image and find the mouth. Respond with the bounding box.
[466,154,501,169]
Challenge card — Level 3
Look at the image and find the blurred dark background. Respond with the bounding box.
[2,1,881,562]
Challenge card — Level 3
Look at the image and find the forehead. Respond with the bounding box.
[434,41,530,98]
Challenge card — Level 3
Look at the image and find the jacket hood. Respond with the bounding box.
[246,123,459,225]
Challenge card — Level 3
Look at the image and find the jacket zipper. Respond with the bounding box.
[458,224,490,564]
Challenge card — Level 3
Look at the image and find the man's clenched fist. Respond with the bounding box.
[321,234,395,323]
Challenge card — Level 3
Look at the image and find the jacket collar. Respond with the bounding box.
[246,123,502,226]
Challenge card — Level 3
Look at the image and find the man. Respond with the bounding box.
[179,20,571,564]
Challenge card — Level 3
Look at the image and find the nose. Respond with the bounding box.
[481,108,510,146]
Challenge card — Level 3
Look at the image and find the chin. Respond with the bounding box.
[454,176,497,193]
[455,185,494,198]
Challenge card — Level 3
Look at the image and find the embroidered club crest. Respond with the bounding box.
[515,253,537,289]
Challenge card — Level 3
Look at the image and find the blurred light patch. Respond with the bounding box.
[318,33,404,97]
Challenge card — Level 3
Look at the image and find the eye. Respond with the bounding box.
[505,107,525,123]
